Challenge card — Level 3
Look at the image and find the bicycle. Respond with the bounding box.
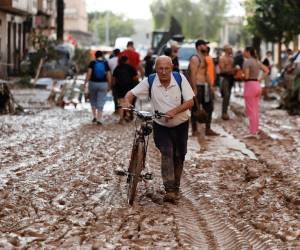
[120,108,168,205]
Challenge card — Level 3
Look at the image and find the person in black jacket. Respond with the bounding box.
[143,49,155,77]
[113,55,138,123]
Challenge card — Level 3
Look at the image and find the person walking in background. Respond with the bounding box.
[213,47,222,90]
[108,48,121,73]
[121,41,144,120]
[143,49,155,77]
[170,41,180,72]
[108,48,121,113]
[84,50,111,125]
[233,50,244,93]
[219,45,235,120]
[121,41,144,80]
[262,51,273,100]
[243,46,269,138]
[163,47,178,73]
[189,39,218,136]
[113,56,138,124]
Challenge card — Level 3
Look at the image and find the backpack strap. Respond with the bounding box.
[148,72,183,104]
[147,73,156,100]
[172,71,183,104]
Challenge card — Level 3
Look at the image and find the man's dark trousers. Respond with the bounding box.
[220,75,234,115]
[153,120,189,192]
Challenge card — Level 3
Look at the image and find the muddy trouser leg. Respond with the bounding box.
[191,108,198,134]
[153,122,188,192]
[191,87,203,134]
[112,86,118,111]
[170,121,189,192]
[221,77,233,115]
[153,122,175,192]
[198,85,214,130]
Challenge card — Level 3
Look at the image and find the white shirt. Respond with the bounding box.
[108,57,118,73]
[131,73,194,127]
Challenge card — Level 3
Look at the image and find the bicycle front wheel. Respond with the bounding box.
[127,140,145,205]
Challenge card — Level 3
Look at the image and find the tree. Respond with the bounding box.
[201,0,227,41]
[247,0,300,65]
[56,0,64,42]
[88,12,135,46]
[150,0,228,42]
[150,0,168,29]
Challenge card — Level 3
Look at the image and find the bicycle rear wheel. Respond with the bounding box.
[127,140,145,205]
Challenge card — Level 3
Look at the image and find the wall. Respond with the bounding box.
[0,11,8,78]
[64,0,88,33]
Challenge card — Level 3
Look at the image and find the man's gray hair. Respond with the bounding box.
[154,55,173,68]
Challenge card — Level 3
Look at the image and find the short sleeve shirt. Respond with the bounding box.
[243,58,261,79]
[88,59,110,82]
[121,49,140,70]
[108,57,119,73]
[113,64,137,88]
[131,73,194,127]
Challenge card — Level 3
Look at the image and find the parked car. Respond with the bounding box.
[177,43,196,74]
[41,43,77,79]
[21,43,77,79]
[278,51,300,115]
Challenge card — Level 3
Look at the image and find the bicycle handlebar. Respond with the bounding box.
[119,106,170,120]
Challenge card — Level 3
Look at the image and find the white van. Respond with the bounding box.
[114,37,132,51]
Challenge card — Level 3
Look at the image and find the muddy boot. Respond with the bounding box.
[191,120,198,136]
[205,123,219,136]
[118,118,125,125]
[205,129,219,136]
[163,192,179,203]
[222,113,230,120]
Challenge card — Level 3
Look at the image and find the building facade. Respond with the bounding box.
[0,0,38,77]
[64,0,92,47]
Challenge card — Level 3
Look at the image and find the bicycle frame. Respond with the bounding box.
[128,117,152,176]
[123,108,168,205]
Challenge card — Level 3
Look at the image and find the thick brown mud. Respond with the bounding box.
[0,89,299,249]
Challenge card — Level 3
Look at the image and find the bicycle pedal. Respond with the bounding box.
[143,173,153,180]
[114,170,127,176]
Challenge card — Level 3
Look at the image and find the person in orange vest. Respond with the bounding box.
[206,46,215,93]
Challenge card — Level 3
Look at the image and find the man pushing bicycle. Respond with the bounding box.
[124,55,194,203]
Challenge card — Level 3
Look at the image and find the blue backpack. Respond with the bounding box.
[148,71,183,104]
[93,60,106,81]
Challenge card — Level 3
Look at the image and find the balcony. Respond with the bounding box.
[37,0,54,16]
[0,0,37,15]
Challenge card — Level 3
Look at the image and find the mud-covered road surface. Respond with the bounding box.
[0,89,299,249]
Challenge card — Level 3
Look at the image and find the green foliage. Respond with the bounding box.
[247,0,300,45]
[202,0,227,41]
[150,0,228,41]
[88,11,135,45]
[73,47,92,73]
[150,0,168,29]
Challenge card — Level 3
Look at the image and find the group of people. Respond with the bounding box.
[84,41,144,125]
[84,39,270,203]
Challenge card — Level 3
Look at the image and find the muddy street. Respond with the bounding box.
[0,91,299,249]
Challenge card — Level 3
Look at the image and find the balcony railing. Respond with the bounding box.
[0,0,38,15]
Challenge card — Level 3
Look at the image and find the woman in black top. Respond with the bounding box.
[113,56,138,123]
